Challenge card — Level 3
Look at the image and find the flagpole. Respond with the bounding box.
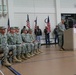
[7,0,10,32]
[7,0,9,21]
[7,0,9,32]
[33,0,36,30]
[33,0,36,18]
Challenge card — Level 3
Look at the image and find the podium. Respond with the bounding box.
[63,28,76,50]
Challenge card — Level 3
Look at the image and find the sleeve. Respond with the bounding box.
[21,29,23,34]
[58,25,64,32]
[31,34,35,41]
[53,29,55,34]
[21,33,25,42]
[40,29,42,35]
[34,29,37,35]
[44,29,46,33]
[1,35,8,48]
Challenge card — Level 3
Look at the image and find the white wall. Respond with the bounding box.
[0,16,8,27]
[14,13,56,43]
[14,0,55,8]
[1,0,76,44]
[60,0,76,13]
[13,0,56,43]
[61,0,76,8]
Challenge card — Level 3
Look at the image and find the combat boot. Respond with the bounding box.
[30,52,35,56]
[26,53,31,58]
[34,49,38,54]
[38,49,42,53]
[21,54,27,60]
[60,48,63,51]
[36,49,40,54]
[17,55,22,60]
[37,49,42,53]
[13,56,21,63]
[3,59,11,66]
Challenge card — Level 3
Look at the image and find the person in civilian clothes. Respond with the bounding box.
[53,25,59,45]
[34,26,42,44]
[21,26,26,34]
[44,26,50,46]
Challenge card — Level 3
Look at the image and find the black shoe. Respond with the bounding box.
[61,47,65,50]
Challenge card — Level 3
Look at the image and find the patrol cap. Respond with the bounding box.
[28,28,32,31]
[23,28,27,31]
[14,27,20,30]
[0,26,6,30]
[61,17,65,21]
[10,27,15,30]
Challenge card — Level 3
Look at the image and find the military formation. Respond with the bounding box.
[0,26,41,66]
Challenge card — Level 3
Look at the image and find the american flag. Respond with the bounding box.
[26,14,30,28]
[47,16,51,32]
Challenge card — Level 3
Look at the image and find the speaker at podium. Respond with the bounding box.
[63,28,76,50]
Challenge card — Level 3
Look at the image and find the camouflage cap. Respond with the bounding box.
[28,28,32,31]
[0,26,6,30]
[10,27,15,30]
[61,17,65,21]
[14,27,20,30]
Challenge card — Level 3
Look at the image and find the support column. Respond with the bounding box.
[55,0,61,24]
[8,0,14,26]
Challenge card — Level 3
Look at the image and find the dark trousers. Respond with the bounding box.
[55,35,59,45]
[58,34,64,49]
[62,34,64,48]
[45,33,50,45]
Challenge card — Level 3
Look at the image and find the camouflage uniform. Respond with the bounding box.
[7,32,17,55]
[7,27,22,62]
[0,27,11,66]
[21,29,35,57]
[15,27,27,59]
[29,29,41,54]
[58,22,65,50]
[26,33,35,52]
[21,33,32,54]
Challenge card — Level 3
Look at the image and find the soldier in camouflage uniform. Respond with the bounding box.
[7,27,22,62]
[57,19,65,50]
[15,27,27,60]
[28,29,41,54]
[25,29,35,56]
[0,27,11,66]
[21,29,34,57]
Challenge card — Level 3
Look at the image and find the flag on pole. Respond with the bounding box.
[7,18,10,32]
[47,16,51,32]
[26,14,30,28]
[34,17,37,29]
